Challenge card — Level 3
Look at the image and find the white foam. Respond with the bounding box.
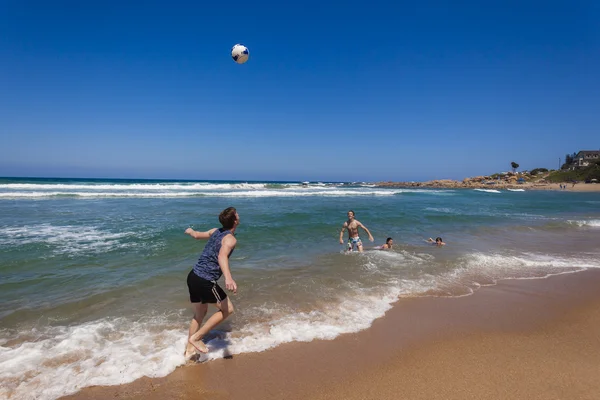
[507,188,525,192]
[0,180,463,200]
[0,191,199,198]
[209,189,403,197]
[360,250,430,272]
[456,252,599,280]
[473,189,501,193]
[199,285,408,362]
[366,249,434,264]
[0,191,203,198]
[0,183,268,191]
[425,207,455,213]
[0,189,402,198]
[425,207,547,220]
[199,250,599,363]
[0,318,186,400]
[0,224,147,256]
[567,219,600,228]
[0,283,416,399]
[2,250,599,399]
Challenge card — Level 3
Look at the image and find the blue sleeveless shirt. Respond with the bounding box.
[192,228,234,281]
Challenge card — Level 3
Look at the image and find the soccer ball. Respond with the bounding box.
[231,44,249,64]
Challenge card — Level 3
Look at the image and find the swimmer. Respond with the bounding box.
[427,237,446,246]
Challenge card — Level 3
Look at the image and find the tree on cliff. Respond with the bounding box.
[511,161,520,173]
[565,153,574,165]
[562,152,578,169]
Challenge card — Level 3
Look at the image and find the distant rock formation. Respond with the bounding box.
[374,172,540,189]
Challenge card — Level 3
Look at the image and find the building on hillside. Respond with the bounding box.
[573,150,600,168]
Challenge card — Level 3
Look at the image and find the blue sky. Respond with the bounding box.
[1,1,598,182]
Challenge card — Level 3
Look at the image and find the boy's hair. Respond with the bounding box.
[435,237,443,242]
[219,207,237,229]
[386,237,393,243]
[348,210,355,216]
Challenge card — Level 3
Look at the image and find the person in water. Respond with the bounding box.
[184,207,239,358]
[427,237,446,246]
[339,210,374,252]
[375,237,394,250]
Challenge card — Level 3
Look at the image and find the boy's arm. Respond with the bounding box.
[359,222,374,242]
[218,235,237,293]
[339,223,347,244]
[185,227,217,240]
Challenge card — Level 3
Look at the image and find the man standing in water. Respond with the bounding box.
[339,210,374,252]
[184,207,238,357]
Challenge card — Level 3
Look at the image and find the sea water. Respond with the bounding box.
[1,177,599,400]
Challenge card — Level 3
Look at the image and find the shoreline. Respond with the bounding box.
[62,268,600,400]
[373,181,600,192]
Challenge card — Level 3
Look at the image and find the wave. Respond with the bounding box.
[458,252,597,277]
[567,219,600,228]
[0,182,270,191]
[399,252,599,298]
[473,189,501,193]
[2,250,599,399]
[0,317,186,400]
[0,224,157,256]
[424,207,455,213]
[0,285,410,400]
[422,207,548,221]
[0,179,463,199]
[0,188,456,199]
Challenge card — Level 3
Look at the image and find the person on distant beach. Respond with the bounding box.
[339,210,374,252]
[375,237,394,250]
[427,237,446,246]
[184,207,239,358]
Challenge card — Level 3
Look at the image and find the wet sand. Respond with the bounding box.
[62,269,600,400]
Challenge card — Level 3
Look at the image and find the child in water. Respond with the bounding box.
[427,237,446,246]
[374,237,394,250]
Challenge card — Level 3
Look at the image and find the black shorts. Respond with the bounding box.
[187,270,227,304]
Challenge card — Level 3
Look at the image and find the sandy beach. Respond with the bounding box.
[375,181,600,192]
[523,182,600,192]
[62,268,600,400]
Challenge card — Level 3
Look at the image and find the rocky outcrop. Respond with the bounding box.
[374,174,535,190]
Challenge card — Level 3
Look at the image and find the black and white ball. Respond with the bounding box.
[231,44,249,64]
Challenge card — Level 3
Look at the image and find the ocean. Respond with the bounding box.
[1,177,599,400]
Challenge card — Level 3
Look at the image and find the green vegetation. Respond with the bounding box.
[476,157,598,185]
[544,161,600,183]
[562,152,578,169]
[530,168,548,175]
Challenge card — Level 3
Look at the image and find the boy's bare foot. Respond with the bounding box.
[188,338,209,354]
[184,345,197,359]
